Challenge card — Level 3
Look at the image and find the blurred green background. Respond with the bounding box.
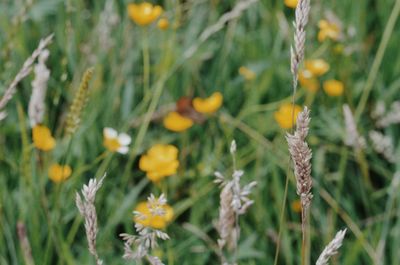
[1,0,400,264]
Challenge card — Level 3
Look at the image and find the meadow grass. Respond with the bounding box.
[1,0,400,264]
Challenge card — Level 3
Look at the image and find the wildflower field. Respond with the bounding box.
[1,0,400,264]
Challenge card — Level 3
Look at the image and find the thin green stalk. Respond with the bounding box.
[273,169,290,265]
[142,28,150,98]
[355,0,400,120]
[121,73,169,183]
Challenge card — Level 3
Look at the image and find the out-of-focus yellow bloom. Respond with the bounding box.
[238,66,256,81]
[299,70,320,93]
[318,19,341,42]
[157,18,169,30]
[127,2,163,26]
[32,125,56,151]
[323,79,344,96]
[193,92,223,114]
[48,164,72,183]
[274,103,302,129]
[134,201,174,229]
[163,112,193,132]
[139,144,179,182]
[291,199,302,213]
[284,0,298,8]
[103,128,131,154]
[305,59,330,76]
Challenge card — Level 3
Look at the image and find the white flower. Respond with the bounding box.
[103,127,131,154]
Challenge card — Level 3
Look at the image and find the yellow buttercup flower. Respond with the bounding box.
[238,66,256,81]
[157,18,169,30]
[139,144,179,182]
[134,201,173,229]
[318,19,341,42]
[32,125,56,151]
[127,2,163,26]
[284,0,298,8]
[48,164,72,183]
[305,59,330,76]
[299,70,319,93]
[323,79,344,96]
[103,128,131,154]
[193,92,223,114]
[163,112,194,132]
[274,103,302,129]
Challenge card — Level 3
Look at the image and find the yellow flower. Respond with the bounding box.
[238,66,256,81]
[48,164,72,183]
[323,79,344,96]
[291,199,302,213]
[163,112,194,132]
[139,144,179,182]
[127,2,163,26]
[134,201,174,229]
[193,92,223,114]
[284,0,298,8]
[157,18,169,30]
[318,19,341,42]
[305,59,330,76]
[299,70,320,93]
[32,125,56,151]
[274,103,302,129]
[103,128,131,154]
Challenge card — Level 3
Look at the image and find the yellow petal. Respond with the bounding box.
[299,70,320,93]
[284,0,298,8]
[274,103,302,129]
[127,2,163,26]
[134,201,173,229]
[305,59,330,76]
[193,92,223,114]
[32,125,56,151]
[163,112,193,132]
[323,79,344,96]
[48,164,72,183]
[157,18,169,30]
[139,144,180,182]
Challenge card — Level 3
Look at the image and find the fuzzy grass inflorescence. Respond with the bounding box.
[65,67,94,136]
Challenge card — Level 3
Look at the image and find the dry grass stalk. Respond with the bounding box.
[214,140,257,265]
[76,174,106,265]
[28,49,50,127]
[65,67,94,136]
[120,194,170,265]
[315,229,347,265]
[286,107,313,232]
[343,104,366,151]
[0,34,53,121]
[184,0,258,59]
[17,221,34,265]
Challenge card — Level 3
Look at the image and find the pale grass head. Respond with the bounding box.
[0,34,53,121]
[286,106,313,211]
[316,229,347,265]
[28,48,50,127]
[76,174,106,265]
